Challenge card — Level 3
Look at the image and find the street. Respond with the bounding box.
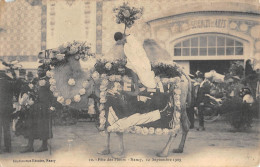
[0,119,259,167]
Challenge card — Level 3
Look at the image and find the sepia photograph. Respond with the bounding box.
[0,0,259,166]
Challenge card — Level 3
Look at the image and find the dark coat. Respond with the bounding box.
[17,77,54,140]
[0,72,15,117]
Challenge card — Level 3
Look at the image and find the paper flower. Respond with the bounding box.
[79,88,86,95]
[174,95,180,101]
[105,62,112,70]
[65,99,72,105]
[162,128,169,135]
[99,104,105,110]
[28,99,34,106]
[39,80,46,86]
[56,54,65,60]
[115,75,122,82]
[46,70,54,78]
[49,78,56,86]
[68,78,76,86]
[100,97,107,104]
[100,91,107,99]
[68,45,78,55]
[28,83,34,89]
[92,71,100,81]
[142,127,149,135]
[101,74,107,79]
[74,95,81,102]
[155,128,163,135]
[50,106,55,111]
[57,96,65,104]
[53,92,59,97]
[50,85,56,92]
[100,85,107,92]
[109,75,116,82]
[148,127,155,134]
[135,126,142,134]
[82,81,89,88]
[99,110,105,117]
[99,117,106,125]
[101,79,109,86]
[174,89,181,95]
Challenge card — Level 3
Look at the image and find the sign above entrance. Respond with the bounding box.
[190,19,227,29]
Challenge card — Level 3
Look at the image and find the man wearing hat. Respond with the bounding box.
[195,72,214,131]
[0,61,14,153]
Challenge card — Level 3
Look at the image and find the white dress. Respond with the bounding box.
[124,35,156,89]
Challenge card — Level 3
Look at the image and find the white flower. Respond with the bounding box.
[49,78,56,85]
[53,92,59,97]
[99,104,105,110]
[148,127,155,134]
[162,128,169,135]
[65,99,72,105]
[100,91,107,99]
[50,106,55,111]
[101,74,107,79]
[122,9,130,17]
[28,83,34,89]
[39,80,46,86]
[105,62,112,70]
[101,79,109,86]
[28,99,34,106]
[99,110,105,117]
[100,97,107,104]
[46,70,54,78]
[100,85,107,92]
[68,78,76,86]
[155,128,163,135]
[50,85,56,92]
[92,71,100,81]
[82,81,89,88]
[69,46,78,55]
[135,126,142,134]
[174,95,180,101]
[109,75,116,82]
[175,111,181,119]
[74,95,81,102]
[99,117,106,125]
[56,54,65,60]
[79,88,86,95]
[107,126,112,132]
[50,65,55,70]
[175,101,181,107]
[57,96,64,104]
[142,127,149,135]
[115,75,122,82]
[174,89,181,95]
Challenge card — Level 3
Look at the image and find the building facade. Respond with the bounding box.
[0,0,259,75]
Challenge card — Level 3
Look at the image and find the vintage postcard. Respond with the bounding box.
[0,0,259,167]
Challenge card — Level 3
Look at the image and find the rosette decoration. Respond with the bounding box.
[38,41,96,110]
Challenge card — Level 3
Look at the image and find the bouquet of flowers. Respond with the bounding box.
[113,2,143,34]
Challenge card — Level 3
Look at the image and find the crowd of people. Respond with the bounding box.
[187,59,258,131]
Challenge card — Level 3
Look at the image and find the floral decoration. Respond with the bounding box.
[113,2,143,33]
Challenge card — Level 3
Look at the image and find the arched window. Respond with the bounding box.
[174,35,243,57]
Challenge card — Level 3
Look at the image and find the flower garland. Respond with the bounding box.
[97,69,182,134]
[46,70,92,105]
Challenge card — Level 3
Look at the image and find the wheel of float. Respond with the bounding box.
[203,107,220,122]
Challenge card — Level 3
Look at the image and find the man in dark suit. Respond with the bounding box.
[0,61,15,153]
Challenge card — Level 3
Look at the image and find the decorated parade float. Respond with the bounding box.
[34,3,192,157]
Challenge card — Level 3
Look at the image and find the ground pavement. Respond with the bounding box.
[0,119,259,167]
